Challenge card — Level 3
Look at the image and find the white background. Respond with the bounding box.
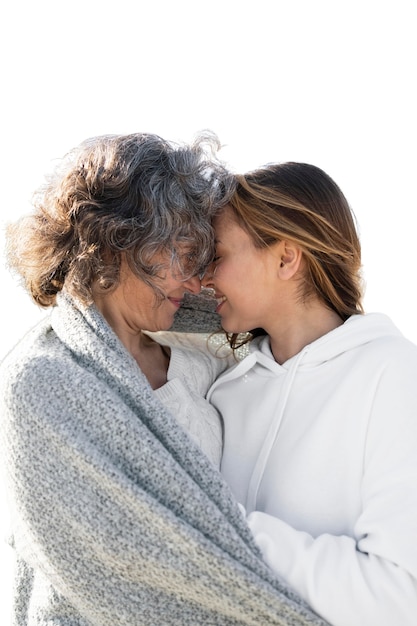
[1,0,416,620]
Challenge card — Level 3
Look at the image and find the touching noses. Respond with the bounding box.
[182,262,216,294]
[200,262,216,290]
[182,274,202,294]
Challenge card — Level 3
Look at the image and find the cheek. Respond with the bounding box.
[214,262,234,284]
[224,259,253,285]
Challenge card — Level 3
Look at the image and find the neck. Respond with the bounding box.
[130,332,171,390]
[268,302,344,364]
[94,296,170,389]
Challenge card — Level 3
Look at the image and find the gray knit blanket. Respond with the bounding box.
[0,292,328,625]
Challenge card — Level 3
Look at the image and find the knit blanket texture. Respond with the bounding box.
[0,292,328,625]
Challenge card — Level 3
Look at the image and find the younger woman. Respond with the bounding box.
[205,162,417,626]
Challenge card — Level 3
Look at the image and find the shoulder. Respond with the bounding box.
[0,314,94,420]
[334,313,417,370]
[147,330,235,362]
[361,327,417,373]
[148,331,237,389]
[1,317,56,389]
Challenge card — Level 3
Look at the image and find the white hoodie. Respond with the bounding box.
[207,313,417,626]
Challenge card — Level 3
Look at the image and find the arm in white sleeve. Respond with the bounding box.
[247,512,417,626]
[247,350,417,626]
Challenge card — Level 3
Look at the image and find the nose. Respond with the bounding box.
[182,274,202,294]
[201,262,216,290]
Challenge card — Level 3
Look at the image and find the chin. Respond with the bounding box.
[149,315,175,333]
[220,320,241,334]
[221,317,253,335]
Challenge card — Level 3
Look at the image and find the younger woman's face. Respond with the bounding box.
[205,207,283,334]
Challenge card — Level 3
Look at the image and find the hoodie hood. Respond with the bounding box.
[208,312,407,514]
[255,312,403,370]
[210,313,404,392]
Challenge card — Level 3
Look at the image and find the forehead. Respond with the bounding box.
[213,206,238,233]
[213,208,256,255]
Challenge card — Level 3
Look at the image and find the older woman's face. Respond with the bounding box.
[95,254,202,334]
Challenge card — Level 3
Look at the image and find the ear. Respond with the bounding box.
[277,240,303,280]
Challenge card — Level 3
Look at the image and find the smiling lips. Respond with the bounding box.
[215,295,227,311]
[168,298,183,309]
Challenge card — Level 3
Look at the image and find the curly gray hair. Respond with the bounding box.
[7,131,234,306]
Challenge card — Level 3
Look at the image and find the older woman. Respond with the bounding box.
[0,135,326,625]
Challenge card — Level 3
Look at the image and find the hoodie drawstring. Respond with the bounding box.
[246,345,310,512]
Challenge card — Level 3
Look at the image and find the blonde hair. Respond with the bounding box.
[226,162,363,346]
